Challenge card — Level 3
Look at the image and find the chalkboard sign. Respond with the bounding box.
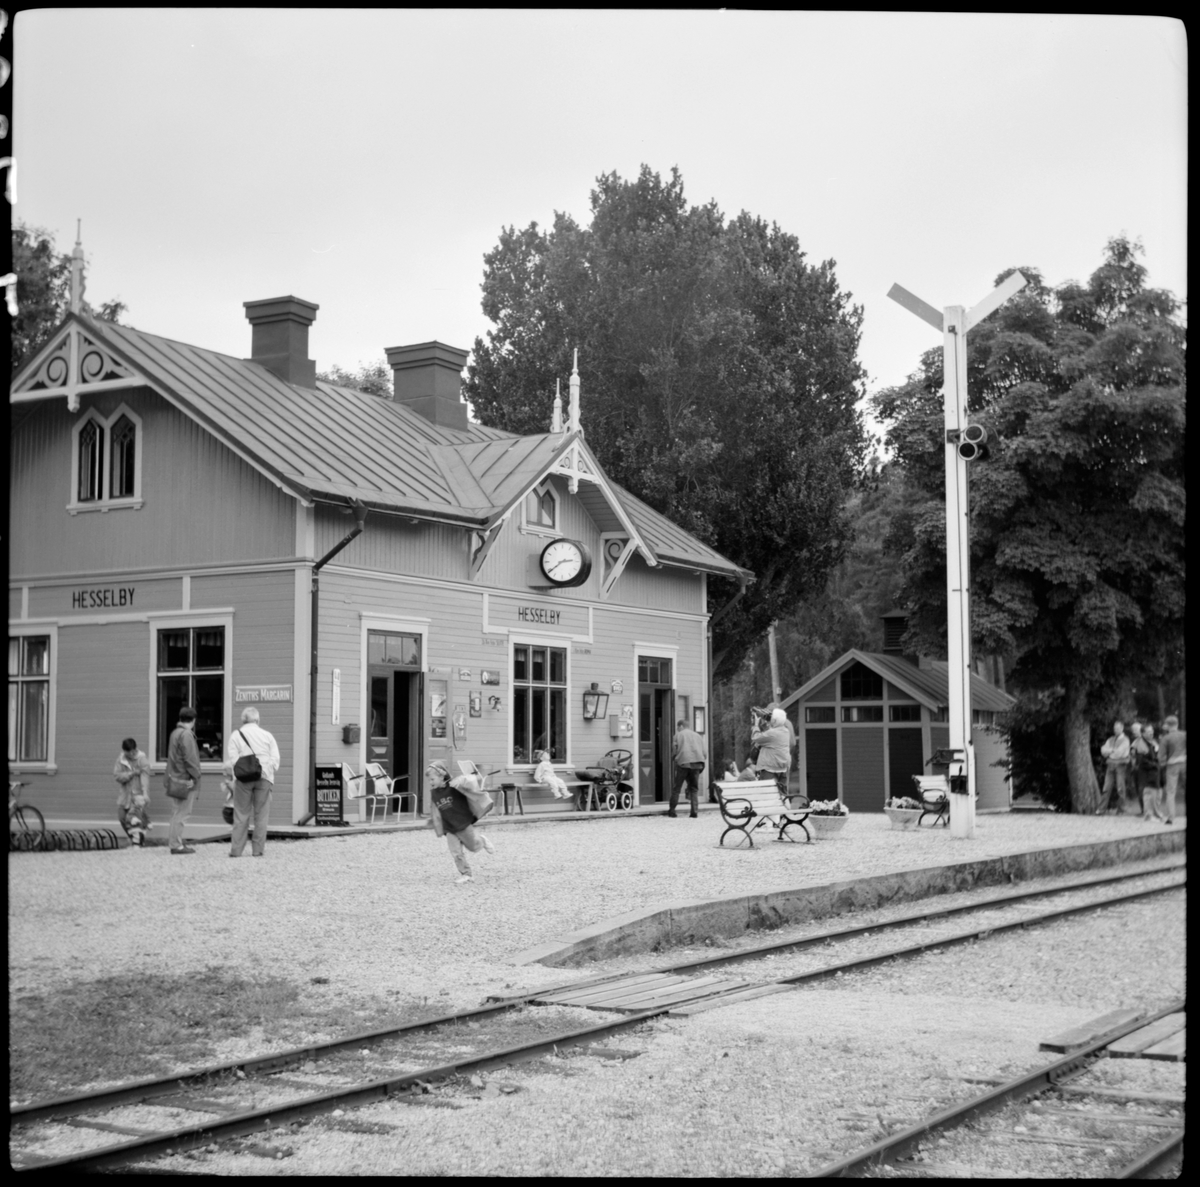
[315,765,344,826]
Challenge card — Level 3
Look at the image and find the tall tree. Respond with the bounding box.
[874,238,1186,812]
[10,221,127,376]
[466,166,869,679]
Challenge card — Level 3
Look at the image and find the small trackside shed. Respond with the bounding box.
[9,292,750,826]
[779,647,1015,813]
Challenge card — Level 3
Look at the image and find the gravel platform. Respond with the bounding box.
[8,812,1184,1014]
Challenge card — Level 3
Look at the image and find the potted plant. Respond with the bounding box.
[884,795,922,829]
[805,799,850,837]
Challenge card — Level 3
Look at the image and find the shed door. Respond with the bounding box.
[806,730,838,801]
[888,728,925,803]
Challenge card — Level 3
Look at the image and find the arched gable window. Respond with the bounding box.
[77,416,105,502]
[524,480,557,532]
[109,414,137,498]
[69,404,143,513]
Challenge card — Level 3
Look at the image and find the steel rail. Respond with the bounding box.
[763,874,1184,992]
[657,858,1187,977]
[15,863,1185,1125]
[14,1008,672,1174]
[10,999,532,1124]
[810,998,1186,1177]
[1115,1129,1185,1179]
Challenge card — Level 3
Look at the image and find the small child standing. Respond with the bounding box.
[113,736,152,847]
[534,750,571,799]
[427,760,496,884]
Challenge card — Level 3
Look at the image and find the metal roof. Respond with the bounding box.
[779,649,1015,713]
[16,314,747,577]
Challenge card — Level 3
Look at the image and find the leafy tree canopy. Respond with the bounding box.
[316,359,393,398]
[873,237,1186,812]
[465,166,869,680]
[10,221,127,377]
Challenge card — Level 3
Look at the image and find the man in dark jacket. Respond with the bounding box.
[669,720,707,818]
[166,706,202,854]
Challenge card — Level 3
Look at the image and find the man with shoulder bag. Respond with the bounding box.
[225,706,281,858]
[165,706,202,854]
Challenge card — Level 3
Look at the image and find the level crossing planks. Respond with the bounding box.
[530,971,750,1013]
[1107,1013,1186,1060]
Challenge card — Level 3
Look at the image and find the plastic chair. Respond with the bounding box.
[347,763,413,823]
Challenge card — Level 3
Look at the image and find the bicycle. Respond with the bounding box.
[9,778,47,851]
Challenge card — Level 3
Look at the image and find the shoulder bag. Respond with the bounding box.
[233,729,263,783]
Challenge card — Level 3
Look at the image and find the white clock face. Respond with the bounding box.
[541,539,586,584]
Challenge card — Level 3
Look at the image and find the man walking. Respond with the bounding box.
[165,706,202,854]
[1159,715,1186,826]
[669,719,707,818]
[225,706,281,857]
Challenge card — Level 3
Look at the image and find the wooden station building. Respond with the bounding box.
[9,288,749,826]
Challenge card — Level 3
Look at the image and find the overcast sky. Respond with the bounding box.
[13,10,1187,416]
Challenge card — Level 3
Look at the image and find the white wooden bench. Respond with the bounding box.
[714,780,811,848]
[498,780,590,815]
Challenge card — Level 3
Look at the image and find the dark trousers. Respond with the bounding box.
[670,766,700,814]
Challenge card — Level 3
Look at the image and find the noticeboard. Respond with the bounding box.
[315,765,344,826]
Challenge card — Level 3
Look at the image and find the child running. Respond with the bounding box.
[533,749,572,799]
[426,760,496,884]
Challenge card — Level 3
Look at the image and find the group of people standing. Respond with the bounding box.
[1098,714,1186,824]
[112,705,280,855]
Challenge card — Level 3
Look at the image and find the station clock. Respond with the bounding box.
[538,538,592,588]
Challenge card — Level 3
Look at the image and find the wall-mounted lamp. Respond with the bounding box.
[582,682,610,720]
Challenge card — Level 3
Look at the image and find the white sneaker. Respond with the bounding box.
[480,833,496,855]
[455,874,474,884]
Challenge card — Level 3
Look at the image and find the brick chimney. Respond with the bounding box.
[384,341,469,431]
[244,296,319,387]
[880,610,919,665]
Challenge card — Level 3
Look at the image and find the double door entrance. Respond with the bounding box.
[638,655,674,805]
[367,631,422,813]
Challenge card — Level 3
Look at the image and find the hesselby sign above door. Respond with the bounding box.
[485,593,589,638]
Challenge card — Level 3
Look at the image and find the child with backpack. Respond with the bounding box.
[426,760,496,884]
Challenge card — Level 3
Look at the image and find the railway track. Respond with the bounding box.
[10,859,1185,1173]
[811,1001,1185,1178]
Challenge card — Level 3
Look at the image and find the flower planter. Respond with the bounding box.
[806,813,849,838]
[884,807,922,830]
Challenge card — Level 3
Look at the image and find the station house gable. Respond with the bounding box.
[10,302,743,588]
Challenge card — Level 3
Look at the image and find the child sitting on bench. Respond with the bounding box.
[533,750,572,799]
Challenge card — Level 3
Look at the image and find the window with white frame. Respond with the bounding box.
[109,414,137,498]
[155,625,226,761]
[512,642,567,764]
[523,480,557,533]
[70,404,143,510]
[8,635,51,763]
